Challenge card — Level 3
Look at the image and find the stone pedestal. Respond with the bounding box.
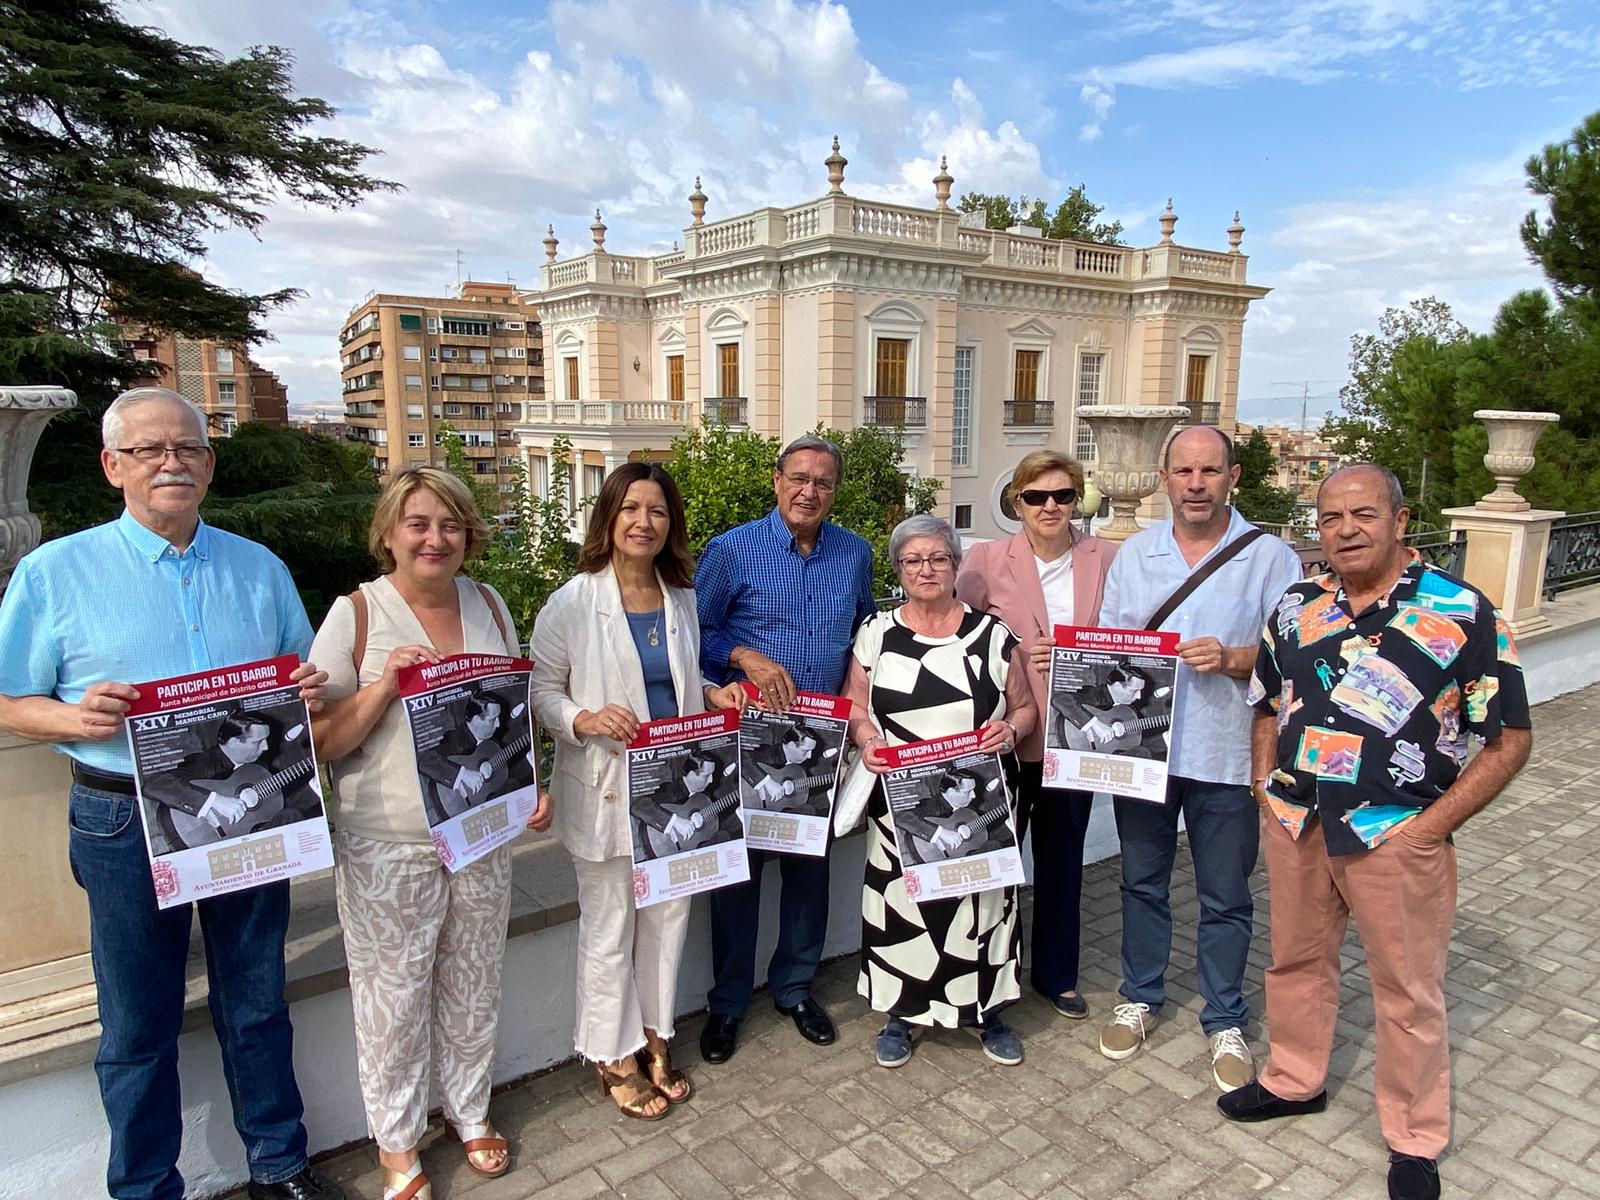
[1443,505,1560,636]
[1078,404,1191,542]
[0,386,77,587]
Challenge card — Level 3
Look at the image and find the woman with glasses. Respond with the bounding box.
[310,467,552,1200]
[955,450,1116,1022]
[843,514,1038,1068]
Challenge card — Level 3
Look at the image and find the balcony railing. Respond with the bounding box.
[1182,402,1222,426]
[1004,400,1055,428]
[522,400,690,426]
[862,396,926,427]
[703,396,749,426]
[1545,511,1600,598]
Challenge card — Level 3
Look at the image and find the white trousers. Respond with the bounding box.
[570,854,691,1063]
[334,832,513,1152]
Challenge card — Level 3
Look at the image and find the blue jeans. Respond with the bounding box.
[1113,775,1259,1034]
[707,848,829,1014]
[67,783,310,1200]
[1015,762,1093,997]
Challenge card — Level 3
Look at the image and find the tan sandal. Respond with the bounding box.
[595,1061,668,1120]
[452,1119,510,1178]
[637,1039,693,1104]
[380,1159,431,1200]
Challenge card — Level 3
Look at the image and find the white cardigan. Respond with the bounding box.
[529,564,706,862]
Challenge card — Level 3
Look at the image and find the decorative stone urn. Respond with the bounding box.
[0,385,77,587]
[1079,404,1192,542]
[1474,409,1560,511]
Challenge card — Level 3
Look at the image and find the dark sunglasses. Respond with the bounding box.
[1018,487,1078,508]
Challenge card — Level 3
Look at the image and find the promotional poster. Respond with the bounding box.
[737,685,848,856]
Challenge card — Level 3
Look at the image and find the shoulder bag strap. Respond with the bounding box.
[347,588,368,671]
[475,582,511,650]
[1144,528,1267,632]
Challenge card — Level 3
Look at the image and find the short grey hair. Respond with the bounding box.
[101,387,210,451]
[775,434,843,481]
[1317,463,1405,514]
[890,513,961,570]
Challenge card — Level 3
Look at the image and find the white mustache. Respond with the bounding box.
[151,471,196,486]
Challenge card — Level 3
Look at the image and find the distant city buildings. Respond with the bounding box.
[121,329,290,434]
[337,281,545,499]
[1237,421,1344,504]
[526,142,1270,540]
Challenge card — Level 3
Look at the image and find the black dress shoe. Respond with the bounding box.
[775,996,837,1045]
[1388,1153,1440,1200]
[247,1166,344,1200]
[700,1013,740,1064]
[1216,1079,1327,1122]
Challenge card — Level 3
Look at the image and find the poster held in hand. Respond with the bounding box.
[629,708,748,908]
[881,730,1023,904]
[399,653,540,871]
[125,653,332,909]
[1043,625,1182,803]
[737,683,849,857]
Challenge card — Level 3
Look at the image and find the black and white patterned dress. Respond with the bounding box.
[853,604,1022,1027]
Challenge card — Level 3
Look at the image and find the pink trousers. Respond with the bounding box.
[1257,810,1457,1158]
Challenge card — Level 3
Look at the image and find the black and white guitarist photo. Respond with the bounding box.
[899,767,1013,867]
[416,688,536,825]
[632,749,743,863]
[1051,663,1172,758]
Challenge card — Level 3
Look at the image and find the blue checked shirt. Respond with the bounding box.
[696,508,876,694]
[0,510,313,774]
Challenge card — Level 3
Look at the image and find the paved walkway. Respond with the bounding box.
[243,684,1600,1199]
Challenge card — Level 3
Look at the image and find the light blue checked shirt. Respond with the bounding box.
[0,510,313,774]
[1099,507,1304,786]
[696,508,876,695]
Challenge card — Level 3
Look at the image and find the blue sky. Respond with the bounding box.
[127,0,1600,426]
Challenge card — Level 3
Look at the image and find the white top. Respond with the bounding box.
[310,575,518,844]
[1035,551,1076,631]
[1099,507,1304,786]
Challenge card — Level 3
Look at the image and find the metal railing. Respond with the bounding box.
[1003,400,1055,427]
[862,396,927,427]
[702,396,748,426]
[1293,528,1466,578]
[1545,511,1600,598]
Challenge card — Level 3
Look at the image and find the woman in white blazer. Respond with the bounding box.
[530,462,746,1122]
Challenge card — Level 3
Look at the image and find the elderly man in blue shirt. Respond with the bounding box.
[1094,425,1303,1094]
[0,388,341,1200]
[695,434,875,1064]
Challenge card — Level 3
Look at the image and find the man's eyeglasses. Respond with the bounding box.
[1018,487,1077,508]
[781,472,837,494]
[898,554,955,573]
[114,444,210,465]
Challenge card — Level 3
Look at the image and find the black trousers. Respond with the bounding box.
[1015,759,1094,997]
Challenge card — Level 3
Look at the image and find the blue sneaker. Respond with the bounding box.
[971,1017,1023,1065]
[875,1018,914,1068]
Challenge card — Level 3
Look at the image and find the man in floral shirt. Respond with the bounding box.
[1219,464,1532,1200]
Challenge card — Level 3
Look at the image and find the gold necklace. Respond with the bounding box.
[649,610,661,647]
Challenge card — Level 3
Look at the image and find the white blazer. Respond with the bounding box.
[529,564,705,862]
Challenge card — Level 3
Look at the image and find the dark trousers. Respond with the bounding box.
[707,848,830,1015]
[1015,760,1094,997]
[67,783,310,1200]
[1113,774,1259,1034]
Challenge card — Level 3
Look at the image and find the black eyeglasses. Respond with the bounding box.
[113,443,210,465]
[1018,487,1077,508]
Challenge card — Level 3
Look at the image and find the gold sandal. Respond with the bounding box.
[453,1119,510,1178]
[380,1159,431,1200]
[594,1061,668,1120]
[637,1039,693,1104]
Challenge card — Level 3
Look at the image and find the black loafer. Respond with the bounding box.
[775,995,837,1045]
[1388,1153,1440,1200]
[1216,1079,1327,1122]
[247,1166,344,1200]
[1049,991,1089,1019]
[699,1013,740,1064]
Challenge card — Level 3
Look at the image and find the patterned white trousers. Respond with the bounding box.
[571,854,691,1063]
[334,832,514,1152]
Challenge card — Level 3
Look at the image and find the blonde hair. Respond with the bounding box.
[368,467,491,573]
[1007,450,1085,504]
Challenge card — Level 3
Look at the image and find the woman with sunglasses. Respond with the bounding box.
[955,450,1116,1022]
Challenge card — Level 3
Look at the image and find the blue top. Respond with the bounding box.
[1099,507,1304,786]
[695,507,876,695]
[625,607,677,721]
[0,510,313,774]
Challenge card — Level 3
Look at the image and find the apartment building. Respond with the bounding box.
[338,281,545,501]
[121,330,290,434]
[525,144,1268,540]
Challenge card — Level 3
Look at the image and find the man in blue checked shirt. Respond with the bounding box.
[0,388,342,1200]
[695,434,875,1064]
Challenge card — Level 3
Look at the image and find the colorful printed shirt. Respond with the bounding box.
[1247,554,1530,855]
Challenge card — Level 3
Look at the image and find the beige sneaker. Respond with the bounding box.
[1209,1027,1255,1092]
[1098,1002,1158,1060]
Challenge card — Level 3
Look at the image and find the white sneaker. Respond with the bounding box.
[1209,1026,1255,1092]
[1098,1002,1158,1060]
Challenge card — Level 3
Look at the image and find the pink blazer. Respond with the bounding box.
[955,529,1117,762]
